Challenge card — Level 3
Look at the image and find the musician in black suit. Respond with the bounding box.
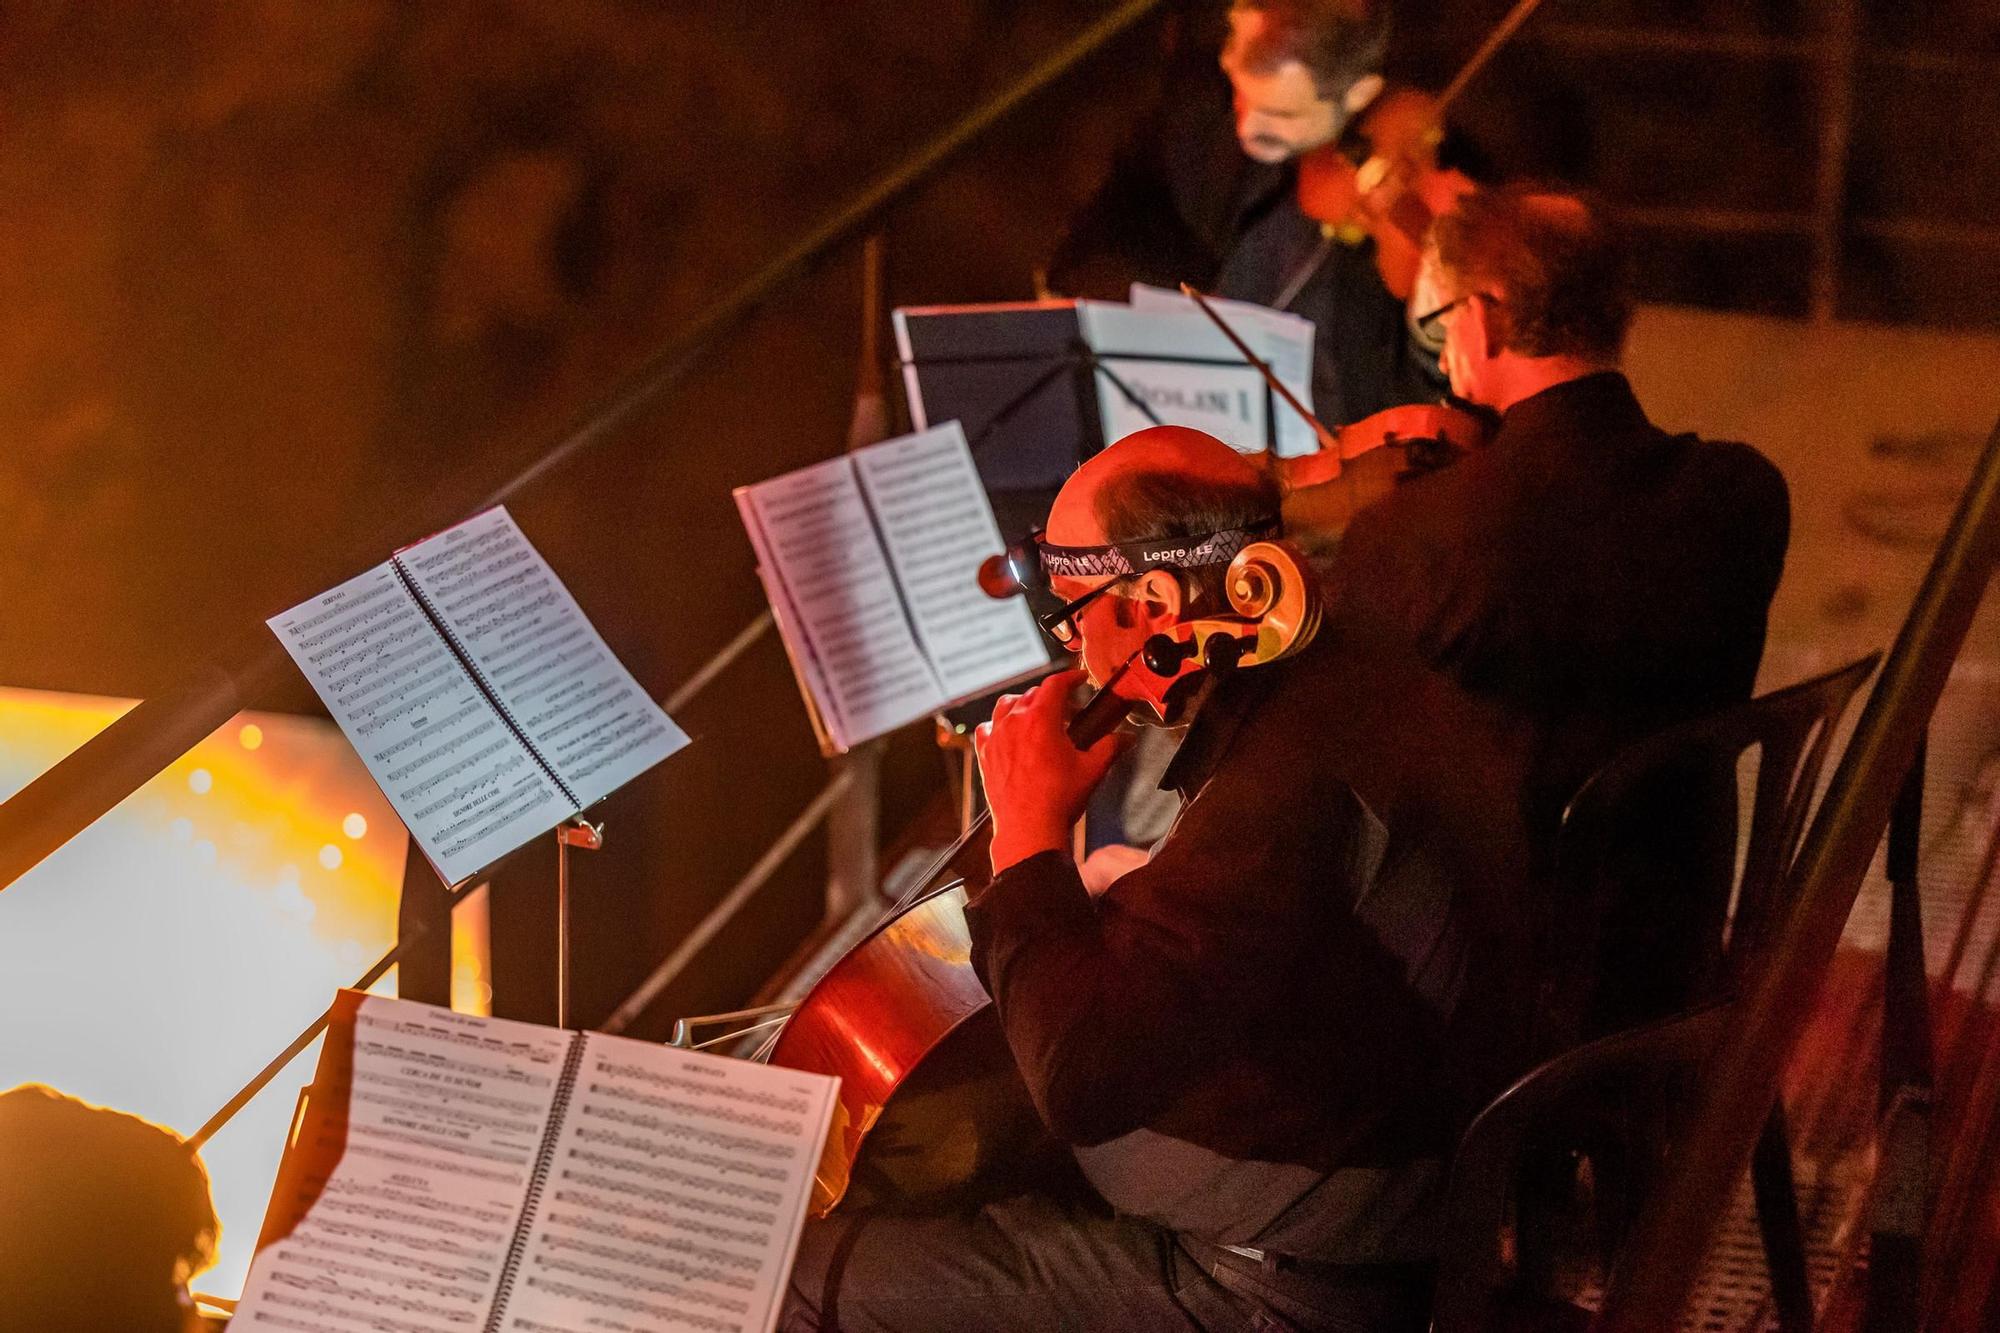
[1046,0,1461,426]
[778,187,1788,1333]
[779,424,1533,1333]
[1332,183,1792,1055]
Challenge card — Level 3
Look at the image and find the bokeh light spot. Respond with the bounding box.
[188,767,213,795]
[319,844,344,871]
[237,723,263,751]
[342,812,368,840]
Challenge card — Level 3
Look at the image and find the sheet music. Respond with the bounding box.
[735,456,944,749]
[233,996,574,1332]
[1080,299,1318,458]
[1127,285,1319,458]
[502,1033,837,1333]
[396,507,689,808]
[270,564,573,886]
[752,563,840,755]
[852,423,1049,702]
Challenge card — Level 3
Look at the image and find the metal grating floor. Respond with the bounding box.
[1676,1155,1869,1332]
[1672,580,2000,1328]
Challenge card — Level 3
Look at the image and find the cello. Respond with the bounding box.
[746,284,1484,1218]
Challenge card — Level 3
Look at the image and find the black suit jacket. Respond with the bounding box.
[1044,40,1449,425]
[1331,371,1792,1045]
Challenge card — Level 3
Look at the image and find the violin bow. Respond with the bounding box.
[1436,0,1549,119]
[1354,0,1550,194]
[1177,283,1342,458]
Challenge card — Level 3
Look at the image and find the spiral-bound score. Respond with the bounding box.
[268,506,689,886]
[230,992,839,1333]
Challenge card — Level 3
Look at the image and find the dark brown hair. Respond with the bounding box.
[1228,0,1390,99]
[1429,184,1636,362]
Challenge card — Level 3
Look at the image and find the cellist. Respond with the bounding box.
[779,425,1534,1333]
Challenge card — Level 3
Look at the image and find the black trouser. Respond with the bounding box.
[778,1190,1433,1333]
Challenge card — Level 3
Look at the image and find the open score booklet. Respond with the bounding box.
[268,507,689,886]
[734,422,1050,752]
[231,993,839,1333]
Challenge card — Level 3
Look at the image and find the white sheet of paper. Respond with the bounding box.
[1126,285,1319,458]
[395,507,689,809]
[736,455,945,749]
[852,423,1048,702]
[233,997,574,1332]
[501,1033,838,1333]
[270,564,573,885]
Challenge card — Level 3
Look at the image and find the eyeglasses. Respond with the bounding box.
[1412,291,1496,343]
[1038,573,1138,646]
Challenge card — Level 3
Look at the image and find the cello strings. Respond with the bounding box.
[689,1013,793,1051]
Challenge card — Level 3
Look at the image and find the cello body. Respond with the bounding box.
[767,881,1051,1218]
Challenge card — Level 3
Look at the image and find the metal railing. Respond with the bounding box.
[0,0,1168,897]
[1596,410,2000,1325]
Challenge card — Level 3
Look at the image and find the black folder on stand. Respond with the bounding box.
[893,301,1106,541]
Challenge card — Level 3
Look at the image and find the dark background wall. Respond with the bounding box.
[3,0,1994,1037]
[0,0,1162,1036]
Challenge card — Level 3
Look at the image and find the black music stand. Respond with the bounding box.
[894,299,1291,542]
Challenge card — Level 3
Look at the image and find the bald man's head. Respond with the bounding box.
[1045,426,1280,619]
[1049,425,1278,550]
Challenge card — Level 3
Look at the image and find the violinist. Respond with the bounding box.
[1045,0,1479,426]
[1331,184,1792,1049]
[781,424,1529,1333]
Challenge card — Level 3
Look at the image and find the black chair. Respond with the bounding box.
[1544,653,1878,1048]
[1433,654,1879,1331]
[1432,1004,1737,1332]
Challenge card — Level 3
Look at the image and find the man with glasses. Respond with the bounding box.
[1338,183,1792,1049]
[781,424,1525,1331]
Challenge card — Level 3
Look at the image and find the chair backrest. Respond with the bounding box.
[1535,654,1880,1055]
[1431,1004,1738,1333]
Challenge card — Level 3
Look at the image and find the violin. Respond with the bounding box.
[766,539,1324,1216]
[1175,282,1492,538]
[1282,0,1549,308]
[1295,83,1475,303]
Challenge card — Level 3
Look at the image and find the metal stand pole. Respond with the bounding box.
[936,717,982,834]
[554,818,604,1029]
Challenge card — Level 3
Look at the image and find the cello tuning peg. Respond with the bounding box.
[1142,633,1197,678]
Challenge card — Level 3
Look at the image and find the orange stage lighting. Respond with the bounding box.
[0,686,409,1298]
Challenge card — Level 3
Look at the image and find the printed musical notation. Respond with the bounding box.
[233,1000,572,1331]
[497,1031,836,1333]
[734,422,1049,752]
[739,452,942,747]
[853,424,1046,701]
[397,508,688,814]
[233,995,839,1333]
[271,560,570,885]
[269,506,688,885]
